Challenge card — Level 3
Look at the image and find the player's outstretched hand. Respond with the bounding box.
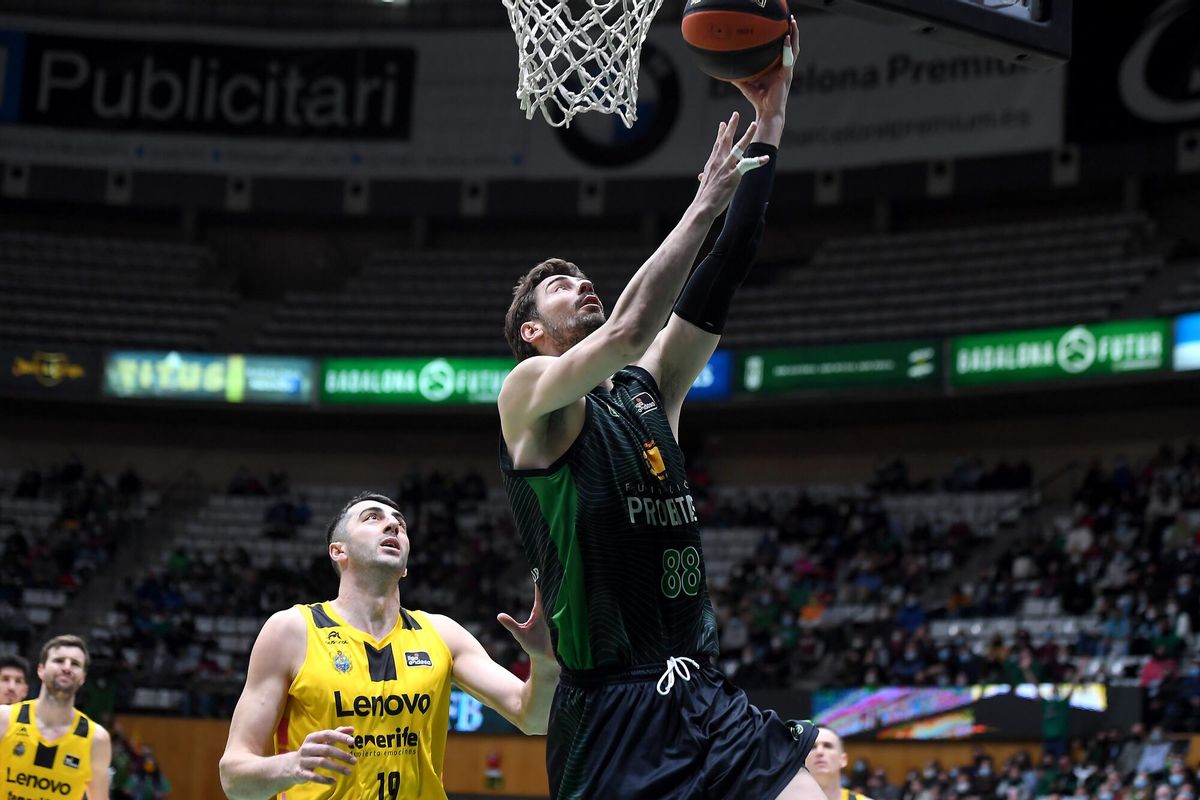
[693,112,768,215]
[282,727,357,787]
[732,15,799,120]
[498,584,555,663]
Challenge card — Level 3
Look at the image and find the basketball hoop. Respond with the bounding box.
[501,0,666,129]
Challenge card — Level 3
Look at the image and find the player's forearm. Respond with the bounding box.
[753,110,786,148]
[513,655,562,735]
[607,203,721,349]
[220,752,299,800]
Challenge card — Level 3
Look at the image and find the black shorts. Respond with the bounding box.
[546,658,817,800]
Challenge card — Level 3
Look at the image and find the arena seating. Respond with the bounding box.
[0,231,234,349]
[255,211,1167,356]
[1161,261,1200,316]
[4,446,1196,746]
[0,462,156,653]
[725,212,1162,347]
[255,248,645,356]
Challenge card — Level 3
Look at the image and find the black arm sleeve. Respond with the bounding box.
[672,141,777,335]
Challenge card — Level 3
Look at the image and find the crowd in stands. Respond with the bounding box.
[709,455,1033,690]
[3,445,1198,746]
[836,724,1194,800]
[0,458,146,650]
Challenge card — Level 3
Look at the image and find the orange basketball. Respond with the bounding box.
[681,0,789,82]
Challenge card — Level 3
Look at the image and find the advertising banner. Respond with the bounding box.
[1176,311,1200,371]
[0,14,1063,178]
[739,341,940,394]
[951,320,1169,386]
[0,345,99,399]
[320,357,514,406]
[812,683,1140,741]
[685,350,733,401]
[104,351,315,404]
[1066,0,1200,144]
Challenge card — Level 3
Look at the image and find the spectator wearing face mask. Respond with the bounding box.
[1118,724,1149,777]
[1131,772,1154,800]
[1137,727,1173,775]
[994,763,1027,800]
[971,757,997,796]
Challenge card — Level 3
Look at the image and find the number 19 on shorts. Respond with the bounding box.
[661,546,701,598]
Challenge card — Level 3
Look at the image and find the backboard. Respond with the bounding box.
[790,0,1072,69]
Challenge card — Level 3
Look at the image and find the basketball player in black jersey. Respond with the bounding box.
[498,18,820,800]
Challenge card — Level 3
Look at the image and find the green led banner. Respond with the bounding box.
[321,357,514,405]
[951,319,1169,387]
[739,341,940,394]
[104,352,315,404]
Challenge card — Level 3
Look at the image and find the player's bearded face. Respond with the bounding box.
[39,649,85,700]
[542,306,605,352]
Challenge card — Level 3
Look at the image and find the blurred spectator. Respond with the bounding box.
[227,467,266,496]
[117,467,143,498]
[1142,646,1178,689]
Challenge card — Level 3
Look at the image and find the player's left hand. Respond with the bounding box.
[732,15,799,120]
[497,585,554,663]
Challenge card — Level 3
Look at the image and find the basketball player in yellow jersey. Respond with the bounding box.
[0,655,30,704]
[220,492,559,800]
[806,727,876,800]
[0,634,111,800]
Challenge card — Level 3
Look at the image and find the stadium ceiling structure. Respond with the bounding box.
[4,0,737,28]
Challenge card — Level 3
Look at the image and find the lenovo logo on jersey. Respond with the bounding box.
[5,768,72,794]
[405,651,432,668]
[334,690,431,717]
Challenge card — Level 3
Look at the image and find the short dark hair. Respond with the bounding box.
[326,492,403,546]
[0,655,29,677]
[39,635,89,671]
[504,258,586,361]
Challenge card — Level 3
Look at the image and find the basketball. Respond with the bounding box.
[681,0,790,83]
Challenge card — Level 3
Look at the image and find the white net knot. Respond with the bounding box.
[502,0,666,129]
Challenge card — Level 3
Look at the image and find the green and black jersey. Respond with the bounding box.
[500,366,718,671]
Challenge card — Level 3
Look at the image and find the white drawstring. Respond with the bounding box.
[655,656,701,696]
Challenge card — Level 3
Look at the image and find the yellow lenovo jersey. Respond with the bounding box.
[843,789,876,800]
[0,700,95,800]
[276,603,453,800]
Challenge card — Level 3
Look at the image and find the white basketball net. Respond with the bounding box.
[501,0,666,129]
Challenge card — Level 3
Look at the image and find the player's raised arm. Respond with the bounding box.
[637,18,800,430]
[499,113,767,432]
[219,609,356,800]
[427,586,559,735]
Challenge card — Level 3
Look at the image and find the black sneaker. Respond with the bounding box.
[787,719,819,760]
